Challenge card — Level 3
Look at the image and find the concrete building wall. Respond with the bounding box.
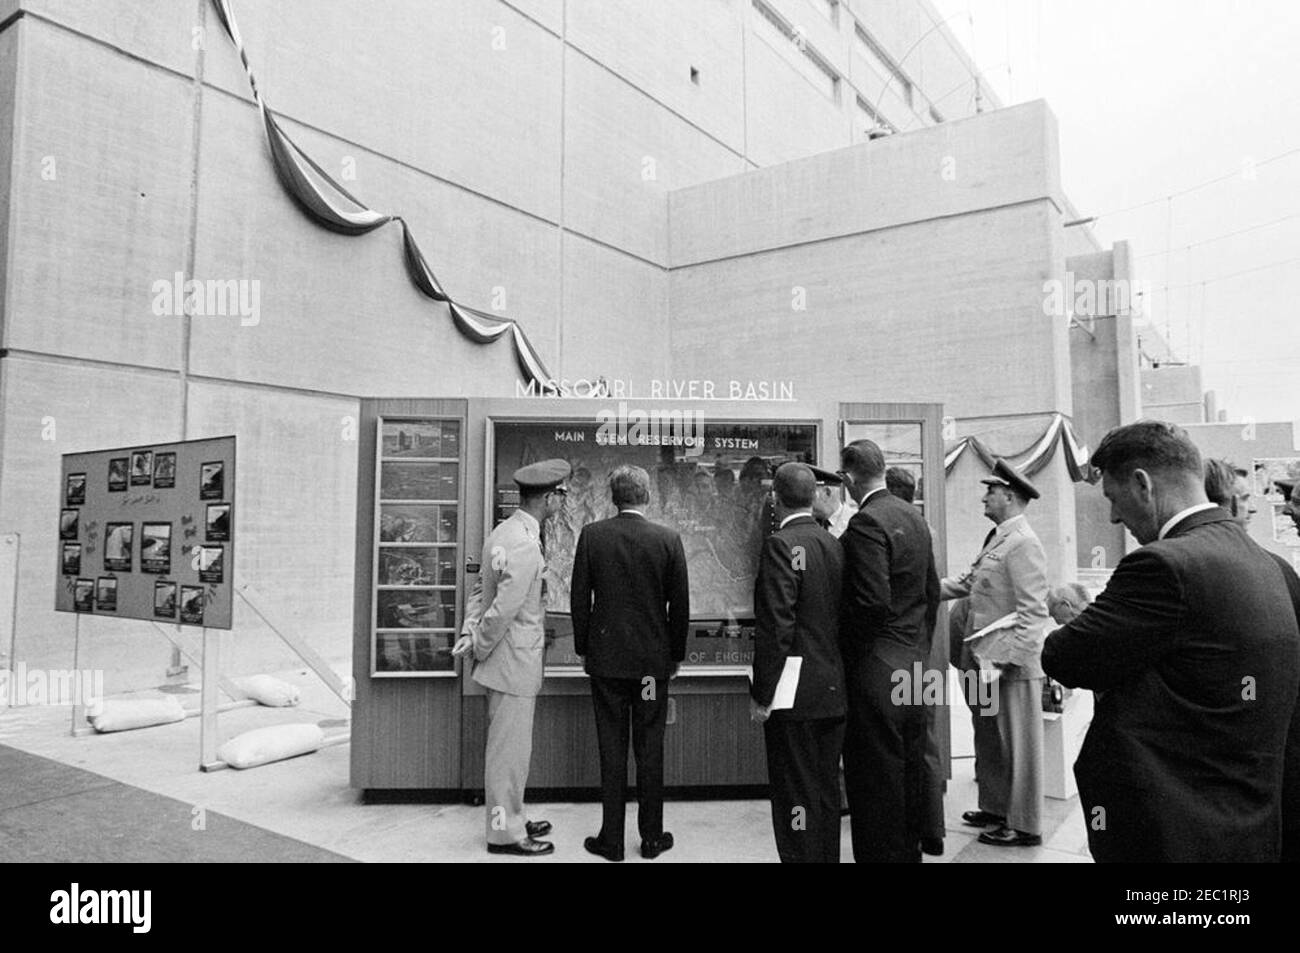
[1069,241,1142,568]
[0,0,1050,689]
[1141,364,1207,425]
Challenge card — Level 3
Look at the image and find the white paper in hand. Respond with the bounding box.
[769,656,802,711]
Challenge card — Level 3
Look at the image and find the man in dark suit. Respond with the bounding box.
[838,439,941,863]
[571,464,690,862]
[750,463,846,863]
[1043,420,1300,862]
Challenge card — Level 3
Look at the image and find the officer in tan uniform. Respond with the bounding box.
[940,458,1050,847]
[453,459,570,856]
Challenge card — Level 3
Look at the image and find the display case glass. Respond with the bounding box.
[371,417,463,676]
[488,417,819,674]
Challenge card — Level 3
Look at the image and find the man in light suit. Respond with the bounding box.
[839,439,940,863]
[751,463,846,863]
[1043,421,1300,862]
[940,458,1051,847]
[571,465,689,862]
[453,459,570,857]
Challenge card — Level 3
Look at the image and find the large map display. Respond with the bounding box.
[491,419,818,662]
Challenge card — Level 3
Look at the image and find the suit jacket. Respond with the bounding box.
[941,514,1051,680]
[751,515,846,721]
[1270,552,1300,863]
[465,509,547,697]
[570,511,690,680]
[839,488,940,679]
[1042,509,1300,862]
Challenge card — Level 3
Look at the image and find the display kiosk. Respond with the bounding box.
[350,397,948,799]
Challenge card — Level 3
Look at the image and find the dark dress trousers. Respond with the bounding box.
[1042,510,1300,862]
[839,489,941,863]
[751,515,847,863]
[571,511,690,849]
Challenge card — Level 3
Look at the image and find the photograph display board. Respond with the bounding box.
[1253,457,1300,548]
[55,436,236,629]
[489,418,818,672]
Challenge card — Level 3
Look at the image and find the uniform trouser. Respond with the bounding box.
[843,654,926,863]
[590,675,668,848]
[959,659,1009,817]
[763,717,846,863]
[484,689,537,845]
[988,677,1043,836]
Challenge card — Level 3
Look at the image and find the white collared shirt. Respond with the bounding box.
[779,510,813,529]
[1157,502,1219,540]
[993,512,1027,542]
[859,486,888,505]
[620,508,646,518]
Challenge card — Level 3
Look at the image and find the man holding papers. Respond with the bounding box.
[751,463,847,863]
[940,458,1051,847]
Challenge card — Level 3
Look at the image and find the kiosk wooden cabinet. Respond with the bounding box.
[351,397,948,799]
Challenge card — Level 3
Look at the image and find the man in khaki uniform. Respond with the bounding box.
[454,459,570,857]
[940,458,1050,847]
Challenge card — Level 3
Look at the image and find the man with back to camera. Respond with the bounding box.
[885,464,945,857]
[939,458,1051,847]
[837,439,940,863]
[1042,421,1300,862]
[750,463,846,862]
[570,465,690,862]
[453,458,571,857]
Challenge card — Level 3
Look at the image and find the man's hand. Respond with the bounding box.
[451,635,474,659]
[750,699,771,724]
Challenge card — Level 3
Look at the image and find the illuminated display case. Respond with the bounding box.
[369,416,464,677]
[487,417,819,675]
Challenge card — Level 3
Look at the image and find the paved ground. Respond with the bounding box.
[0,668,1091,863]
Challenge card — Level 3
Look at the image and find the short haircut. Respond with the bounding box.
[1203,458,1238,507]
[773,462,815,509]
[610,465,650,507]
[1048,582,1093,611]
[841,439,886,482]
[1089,420,1202,480]
[885,466,917,502]
[520,486,551,505]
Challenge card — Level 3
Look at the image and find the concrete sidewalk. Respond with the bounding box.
[0,669,1091,863]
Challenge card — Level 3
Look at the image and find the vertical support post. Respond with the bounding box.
[200,626,222,770]
[1,534,19,710]
[70,612,82,736]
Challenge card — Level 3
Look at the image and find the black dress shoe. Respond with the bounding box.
[961,810,1006,827]
[978,826,1042,847]
[487,838,554,856]
[921,837,944,857]
[583,836,624,862]
[641,832,674,859]
[526,820,552,838]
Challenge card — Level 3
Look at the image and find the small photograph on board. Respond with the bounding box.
[130,450,153,486]
[154,580,177,619]
[378,548,456,586]
[65,472,86,506]
[200,461,224,501]
[73,578,94,612]
[59,509,80,540]
[153,452,177,488]
[381,420,443,458]
[61,543,81,576]
[96,577,118,612]
[107,457,128,492]
[205,503,230,541]
[180,585,205,625]
[141,522,172,574]
[197,545,224,584]
[103,522,133,572]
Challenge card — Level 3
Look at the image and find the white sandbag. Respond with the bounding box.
[231,674,301,708]
[87,695,186,733]
[218,723,324,769]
